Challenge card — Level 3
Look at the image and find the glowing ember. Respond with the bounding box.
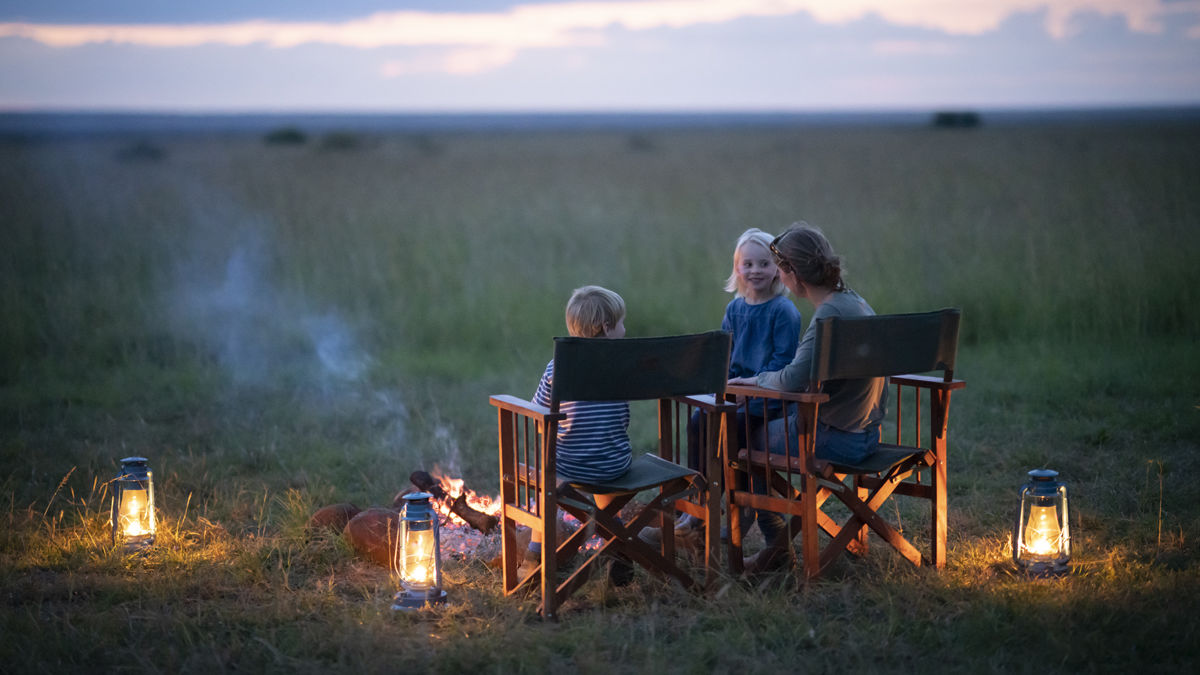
[432,468,500,522]
[422,468,602,559]
[425,468,502,558]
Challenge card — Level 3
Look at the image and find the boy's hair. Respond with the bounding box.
[723,228,787,298]
[565,285,626,337]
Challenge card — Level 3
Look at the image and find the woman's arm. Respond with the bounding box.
[756,325,813,391]
[756,299,843,391]
[763,301,802,372]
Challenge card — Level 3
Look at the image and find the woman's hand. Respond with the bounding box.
[727,376,757,404]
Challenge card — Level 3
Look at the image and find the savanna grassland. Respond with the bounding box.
[1,116,1198,673]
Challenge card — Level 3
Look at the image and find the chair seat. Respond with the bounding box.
[570,453,699,495]
[738,444,921,476]
[825,443,923,474]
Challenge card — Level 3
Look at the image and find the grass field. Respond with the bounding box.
[2,117,1199,672]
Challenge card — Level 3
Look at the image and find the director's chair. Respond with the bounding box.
[725,309,965,579]
[490,330,733,618]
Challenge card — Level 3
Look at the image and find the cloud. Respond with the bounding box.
[3,0,1196,52]
[381,47,520,77]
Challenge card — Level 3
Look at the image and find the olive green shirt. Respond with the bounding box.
[756,288,887,432]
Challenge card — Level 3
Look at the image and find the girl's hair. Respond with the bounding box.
[723,228,787,298]
[565,285,626,337]
[771,222,845,291]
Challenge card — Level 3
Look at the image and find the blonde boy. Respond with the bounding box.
[523,286,633,583]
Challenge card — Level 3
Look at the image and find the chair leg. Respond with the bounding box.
[855,475,870,555]
[799,471,820,579]
[704,480,721,586]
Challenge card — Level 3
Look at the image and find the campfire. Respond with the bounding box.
[400,469,501,559]
[321,467,603,569]
[400,468,605,561]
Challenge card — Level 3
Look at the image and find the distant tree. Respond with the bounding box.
[931,111,982,129]
[115,140,167,162]
[627,133,656,152]
[264,127,308,145]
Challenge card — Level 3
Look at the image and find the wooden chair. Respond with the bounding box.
[490,331,734,618]
[724,309,965,579]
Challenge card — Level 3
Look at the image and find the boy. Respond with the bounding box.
[521,285,633,582]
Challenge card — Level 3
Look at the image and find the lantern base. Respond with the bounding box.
[391,589,448,611]
[118,535,155,554]
[1017,561,1069,578]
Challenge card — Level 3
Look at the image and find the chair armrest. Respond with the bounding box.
[488,394,567,422]
[669,393,738,413]
[725,383,829,404]
[889,374,966,391]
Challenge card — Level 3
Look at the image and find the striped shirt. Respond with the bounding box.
[533,359,632,483]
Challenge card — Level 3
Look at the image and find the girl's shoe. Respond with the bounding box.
[743,544,795,575]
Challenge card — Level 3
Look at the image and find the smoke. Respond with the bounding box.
[167,209,405,449]
[305,313,369,383]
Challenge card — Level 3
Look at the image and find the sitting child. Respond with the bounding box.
[679,228,802,534]
[521,285,633,583]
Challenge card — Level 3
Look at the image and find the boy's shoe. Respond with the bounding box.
[638,526,663,547]
[517,549,540,580]
[608,555,634,587]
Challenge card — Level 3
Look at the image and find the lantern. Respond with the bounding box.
[391,492,447,611]
[111,456,156,552]
[1013,469,1070,576]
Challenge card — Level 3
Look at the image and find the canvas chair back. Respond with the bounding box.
[810,308,959,388]
[551,332,732,404]
[492,330,733,618]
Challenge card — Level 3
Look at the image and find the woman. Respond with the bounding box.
[727,222,888,573]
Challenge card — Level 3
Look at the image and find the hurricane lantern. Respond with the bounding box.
[391,492,448,610]
[1013,468,1070,576]
[111,456,156,552]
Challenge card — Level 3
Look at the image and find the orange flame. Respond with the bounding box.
[426,467,600,556]
[427,467,502,558]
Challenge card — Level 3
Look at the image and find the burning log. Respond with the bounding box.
[409,470,448,500]
[406,470,499,535]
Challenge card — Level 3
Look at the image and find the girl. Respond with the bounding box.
[720,228,803,391]
[676,229,802,536]
[728,222,887,573]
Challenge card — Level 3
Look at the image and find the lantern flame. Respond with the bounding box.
[410,565,428,583]
[1022,504,1063,556]
[120,490,149,536]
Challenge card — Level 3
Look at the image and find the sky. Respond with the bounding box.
[1,0,1199,112]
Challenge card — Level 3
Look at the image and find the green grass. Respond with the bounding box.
[2,120,1199,672]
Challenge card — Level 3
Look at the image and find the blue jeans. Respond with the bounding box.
[752,416,881,544]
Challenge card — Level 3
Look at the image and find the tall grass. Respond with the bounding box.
[1,120,1198,672]
[3,123,1198,380]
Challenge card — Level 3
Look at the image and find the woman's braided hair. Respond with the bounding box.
[772,222,845,291]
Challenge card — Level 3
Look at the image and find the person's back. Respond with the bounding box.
[522,285,634,581]
[531,284,632,482]
[532,360,631,482]
[762,286,887,434]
